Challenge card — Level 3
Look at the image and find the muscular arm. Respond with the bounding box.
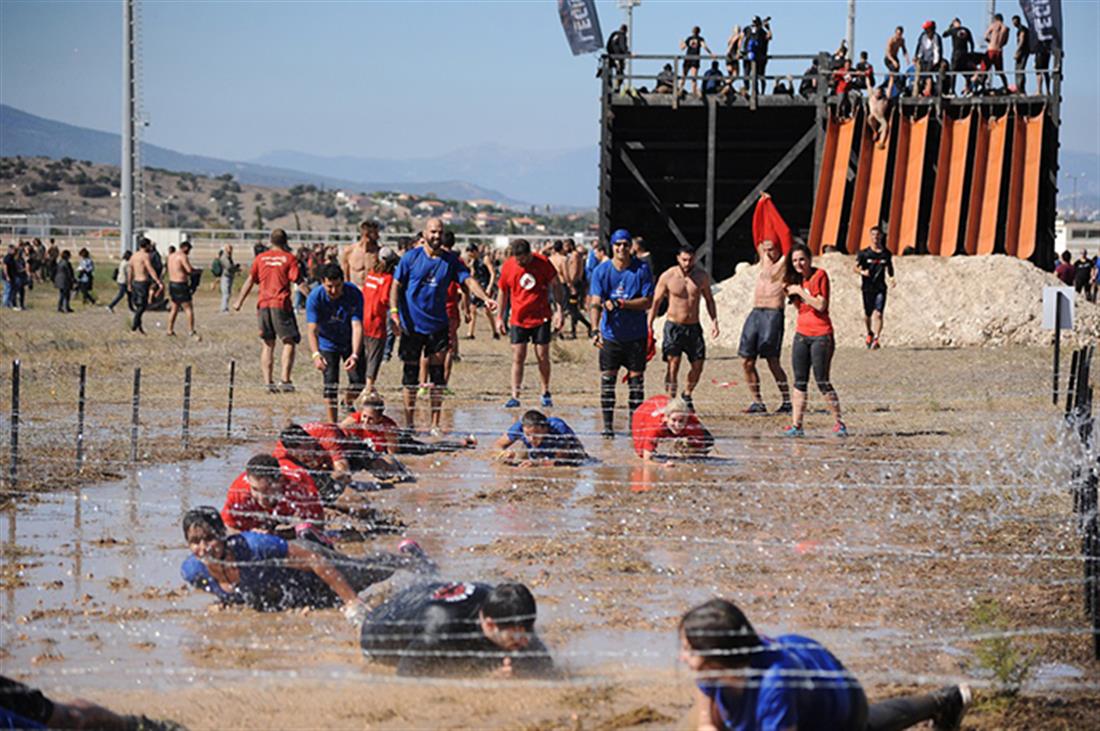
[647,272,669,330]
[285,541,359,605]
[700,273,719,335]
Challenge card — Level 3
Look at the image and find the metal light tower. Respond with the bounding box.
[619,0,640,89]
[846,0,855,58]
[121,0,136,255]
[987,0,997,25]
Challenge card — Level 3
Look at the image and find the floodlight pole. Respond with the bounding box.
[620,0,641,89]
[847,0,856,58]
[987,0,996,25]
[121,0,136,256]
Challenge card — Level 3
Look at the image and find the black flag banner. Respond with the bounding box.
[558,0,604,56]
[1018,0,1063,51]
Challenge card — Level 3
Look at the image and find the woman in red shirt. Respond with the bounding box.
[783,245,846,437]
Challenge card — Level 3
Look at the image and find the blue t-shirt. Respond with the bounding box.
[394,247,470,335]
[305,282,363,353]
[505,417,579,461]
[585,249,600,281]
[181,532,338,610]
[698,634,860,731]
[588,258,654,342]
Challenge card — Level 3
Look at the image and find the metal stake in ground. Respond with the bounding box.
[182,365,192,450]
[9,359,20,490]
[1053,291,1063,405]
[226,359,236,439]
[76,364,87,471]
[130,367,141,464]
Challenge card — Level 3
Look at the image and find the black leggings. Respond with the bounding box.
[791,333,834,393]
[849,685,953,731]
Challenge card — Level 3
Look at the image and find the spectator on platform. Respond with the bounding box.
[854,51,875,91]
[742,16,772,96]
[1011,15,1031,93]
[943,18,975,95]
[984,13,1010,91]
[679,26,712,97]
[798,58,818,99]
[1034,33,1053,96]
[605,24,629,93]
[702,60,724,96]
[724,25,742,86]
[913,21,944,97]
[654,63,676,93]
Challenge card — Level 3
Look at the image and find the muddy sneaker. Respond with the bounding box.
[682,393,695,412]
[279,381,295,393]
[865,333,873,348]
[601,428,615,439]
[931,684,972,731]
[871,337,881,350]
[833,421,848,437]
[504,397,521,409]
[783,425,804,437]
[265,383,279,394]
[745,402,767,414]
[541,392,553,408]
[775,402,793,414]
[398,538,438,573]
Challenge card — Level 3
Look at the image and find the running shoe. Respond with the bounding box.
[397,538,438,573]
[279,381,295,393]
[871,337,881,350]
[541,392,553,408]
[265,383,279,394]
[783,425,804,437]
[745,402,767,414]
[601,428,615,439]
[504,397,521,409]
[931,684,972,731]
[682,393,695,412]
[833,421,848,437]
[775,402,793,414]
[865,333,873,348]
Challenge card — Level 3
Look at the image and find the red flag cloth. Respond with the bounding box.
[752,193,793,255]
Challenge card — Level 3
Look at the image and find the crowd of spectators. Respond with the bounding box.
[1055,249,1100,303]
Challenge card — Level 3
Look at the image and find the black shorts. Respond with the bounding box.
[662,321,706,363]
[683,58,700,71]
[258,307,301,343]
[398,329,449,362]
[862,288,887,317]
[510,322,551,345]
[169,282,192,304]
[363,336,385,381]
[321,349,365,401]
[1034,49,1051,70]
[884,56,900,72]
[599,336,647,373]
[738,307,784,359]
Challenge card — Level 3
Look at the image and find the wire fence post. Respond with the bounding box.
[181,365,192,450]
[1052,291,1063,405]
[129,367,141,464]
[226,359,236,439]
[8,360,20,490]
[76,365,87,471]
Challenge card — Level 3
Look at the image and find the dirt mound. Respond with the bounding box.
[684,253,1099,349]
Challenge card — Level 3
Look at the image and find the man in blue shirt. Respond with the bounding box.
[492,409,588,466]
[588,228,654,438]
[389,218,496,432]
[306,263,364,423]
[679,599,972,731]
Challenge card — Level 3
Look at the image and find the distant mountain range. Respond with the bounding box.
[0,104,597,208]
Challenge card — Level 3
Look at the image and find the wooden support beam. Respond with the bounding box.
[618,148,691,249]
[700,96,717,276]
[715,124,817,240]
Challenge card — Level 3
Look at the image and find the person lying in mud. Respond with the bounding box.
[1,674,185,731]
[359,581,556,678]
[181,506,433,617]
[492,409,589,466]
[275,421,387,502]
[221,453,325,539]
[631,394,715,464]
[341,392,476,457]
[679,598,971,731]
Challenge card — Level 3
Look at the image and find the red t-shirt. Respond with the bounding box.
[220,467,323,532]
[794,268,833,337]
[446,281,461,322]
[499,254,557,328]
[345,412,400,454]
[249,248,300,310]
[361,272,393,339]
[272,425,344,470]
[631,394,708,457]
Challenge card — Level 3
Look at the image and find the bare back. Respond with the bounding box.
[549,252,569,283]
[131,250,154,282]
[663,266,708,324]
[754,254,786,308]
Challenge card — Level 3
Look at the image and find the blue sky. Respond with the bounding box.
[2,0,1097,161]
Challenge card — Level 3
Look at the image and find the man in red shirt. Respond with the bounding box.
[233,229,302,393]
[360,250,397,395]
[221,453,324,535]
[495,239,564,409]
[631,394,714,464]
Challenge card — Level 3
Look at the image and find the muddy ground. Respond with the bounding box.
[1,281,1098,729]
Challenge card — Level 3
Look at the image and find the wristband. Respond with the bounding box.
[311,351,322,360]
[390,307,399,313]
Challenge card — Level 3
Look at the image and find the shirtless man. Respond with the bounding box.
[166,241,198,338]
[562,239,591,338]
[548,241,570,289]
[737,236,791,414]
[127,237,162,335]
[647,245,718,407]
[884,26,910,97]
[984,13,1010,91]
[341,220,381,286]
[867,86,890,148]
